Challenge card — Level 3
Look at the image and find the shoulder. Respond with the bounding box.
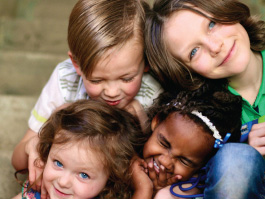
[56,59,87,102]
[140,73,162,91]
[57,58,78,77]
[136,73,163,108]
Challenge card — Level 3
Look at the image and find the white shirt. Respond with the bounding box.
[28,59,163,133]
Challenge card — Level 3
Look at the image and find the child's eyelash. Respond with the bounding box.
[190,47,199,60]
[209,21,216,30]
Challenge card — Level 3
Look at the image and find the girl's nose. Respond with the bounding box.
[57,173,72,188]
[104,82,120,98]
[158,154,173,172]
[206,35,223,57]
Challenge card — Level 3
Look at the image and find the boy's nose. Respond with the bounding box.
[104,82,120,98]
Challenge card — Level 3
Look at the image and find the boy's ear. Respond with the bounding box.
[68,51,82,76]
[151,116,159,131]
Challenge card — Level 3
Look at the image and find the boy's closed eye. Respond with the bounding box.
[89,79,102,84]
[122,77,134,83]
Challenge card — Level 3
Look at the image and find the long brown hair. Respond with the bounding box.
[145,0,265,92]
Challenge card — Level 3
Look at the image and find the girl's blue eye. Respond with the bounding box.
[209,21,216,30]
[55,160,63,168]
[190,48,198,59]
[79,172,89,179]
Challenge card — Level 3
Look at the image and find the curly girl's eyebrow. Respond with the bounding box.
[157,133,171,148]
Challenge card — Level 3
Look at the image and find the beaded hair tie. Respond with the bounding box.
[191,110,231,148]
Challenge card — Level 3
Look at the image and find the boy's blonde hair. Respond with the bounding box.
[145,0,265,91]
[68,0,149,78]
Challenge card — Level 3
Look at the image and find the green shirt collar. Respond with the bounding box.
[228,50,265,107]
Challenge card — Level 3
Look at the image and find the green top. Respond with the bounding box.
[228,50,265,124]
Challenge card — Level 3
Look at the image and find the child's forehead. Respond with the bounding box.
[51,141,105,162]
[167,4,212,20]
[101,36,143,60]
[88,38,144,73]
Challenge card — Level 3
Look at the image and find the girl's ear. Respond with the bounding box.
[68,51,82,76]
[151,116,159,131]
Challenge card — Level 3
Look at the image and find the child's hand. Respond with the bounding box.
[131,156,153,199]
[25,135,44,192]
[146,158,179,191]
[41,182,49,199]
[248,122,265,156]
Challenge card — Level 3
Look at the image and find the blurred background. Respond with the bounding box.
[0,0,264,198]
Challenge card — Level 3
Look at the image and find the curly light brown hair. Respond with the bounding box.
[37,99,145,199]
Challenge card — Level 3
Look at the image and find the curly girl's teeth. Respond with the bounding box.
[154,160,160,170]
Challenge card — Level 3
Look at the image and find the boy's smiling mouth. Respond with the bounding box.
[104,100,121,106]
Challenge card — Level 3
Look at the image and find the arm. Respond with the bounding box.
[12,128,38,170]
[248,122,265,156]
[12,128,44,192]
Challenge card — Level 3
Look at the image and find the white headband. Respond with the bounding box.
[191,110,223,141]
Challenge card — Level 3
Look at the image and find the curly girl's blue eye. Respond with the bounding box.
[55,160,63,168]
[209,21,216,30]
[190,48,198,59]
[80,173,89,179]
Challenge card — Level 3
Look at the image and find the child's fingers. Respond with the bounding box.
[28,159,44,191]
[41,180,48,199]
[248,123,265,155]
[156,165,168,187]
[167,174,181,185]
[147,158,157,181]
[147,160,165,190]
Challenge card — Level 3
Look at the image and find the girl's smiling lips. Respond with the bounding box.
[54,187,71,198]
[220,41,235,66]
